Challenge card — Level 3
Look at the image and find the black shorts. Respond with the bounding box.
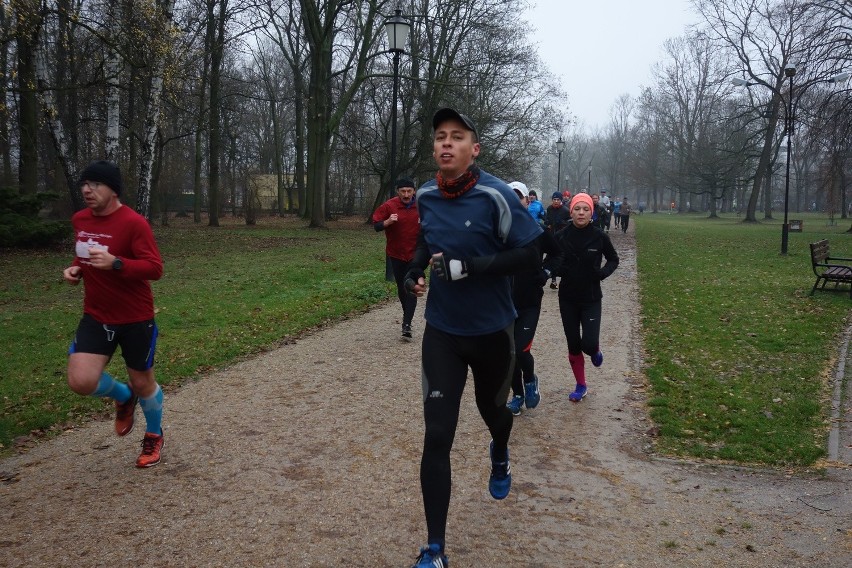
[69,314,159,371]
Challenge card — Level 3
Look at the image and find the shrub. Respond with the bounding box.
[0,187,70,247]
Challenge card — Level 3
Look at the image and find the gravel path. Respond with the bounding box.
[1,227,850,567]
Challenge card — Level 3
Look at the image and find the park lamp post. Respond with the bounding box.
[588,165,592,192]
[734,67,850,251]
[384,8,411,201]
[731,63,796,255]
[381,9,410,285]
[780,63,795,256]
[555,137,565,192]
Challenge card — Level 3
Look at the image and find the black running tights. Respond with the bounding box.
[391,257,417,326]
[511,304,541,396]
[557,298,602,356]
[419,323,515,544]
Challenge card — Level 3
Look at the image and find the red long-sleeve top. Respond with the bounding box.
[372,197,420,262]
[71,205,163,324]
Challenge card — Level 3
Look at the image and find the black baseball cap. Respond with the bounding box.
[432,107,478,141]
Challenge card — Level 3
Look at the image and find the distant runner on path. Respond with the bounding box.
[373,177,421,341]
[505,180,559,417]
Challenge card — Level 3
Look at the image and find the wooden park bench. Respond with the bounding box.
[809,239,852,298]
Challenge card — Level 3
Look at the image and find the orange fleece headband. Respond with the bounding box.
[569,193,594,211]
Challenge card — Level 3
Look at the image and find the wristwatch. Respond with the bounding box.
[112,257,123,271]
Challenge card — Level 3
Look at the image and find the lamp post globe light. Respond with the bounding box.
[555,137,566,192]
[831,71,851,84]
[384,8,411,201]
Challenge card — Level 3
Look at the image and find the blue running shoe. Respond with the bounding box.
[591,350,604,367]
[524,375,541,409]
[488,441,511,499]
[411,543,448,568]
[507,395,524,416]
[568,384,587,402]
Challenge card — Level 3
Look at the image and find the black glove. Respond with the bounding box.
[430,253,469,281]
[403,267,425,295]
[535,268,551,287]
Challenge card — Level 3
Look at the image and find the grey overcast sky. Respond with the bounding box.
[524,0,701,131]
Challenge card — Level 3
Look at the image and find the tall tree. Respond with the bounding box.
[602,94,633,197]
[207,0,227,226]
[630,87,667,212]
[695,0,832,222]
[13,0,43,195]
[0,5,14,187]
[652,34,734,215]
[299,0,383,227]
[256,0,308,215]
[104,0,121,160]
[136,0,177,220]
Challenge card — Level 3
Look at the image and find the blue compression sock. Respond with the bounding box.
[138,385,164,434]
[91,372,132,403]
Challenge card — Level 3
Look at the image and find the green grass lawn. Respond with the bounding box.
[2,211,850,468]
[0,215,392,454]
[635,211,851,467]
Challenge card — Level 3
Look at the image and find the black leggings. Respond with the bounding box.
[391,257,417,325]
[420,323,515,544]
[511,304,541,396]
[557,298,602,356]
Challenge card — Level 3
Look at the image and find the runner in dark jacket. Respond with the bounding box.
[543,191,571,289]
[506,182,559,415]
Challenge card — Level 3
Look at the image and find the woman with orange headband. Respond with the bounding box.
[545,192,619,402]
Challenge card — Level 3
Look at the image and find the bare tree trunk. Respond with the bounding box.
[193,9,211,225]
[745,92,783,222]
[294,73,306,216]
[708,180,718,218]
[104,0,121,161]
[36,34,81,210]
[207,0,227,227]
[245,172,257,226]
[226,125,236,217]
[156,138,169,227]
[15,0,42,195]
[763,160,772,219]
[0,7,13,187]
[270,96,285,215]
[136,0,175,220]
[126,66,139,205]
[304,32,332,227]
[194,48,210,224]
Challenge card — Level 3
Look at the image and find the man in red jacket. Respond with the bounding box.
[372,178,420,340]
[63,160,166,468]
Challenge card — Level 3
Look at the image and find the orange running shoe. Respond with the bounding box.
[114,392,138,436]
[135,432,164,468]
